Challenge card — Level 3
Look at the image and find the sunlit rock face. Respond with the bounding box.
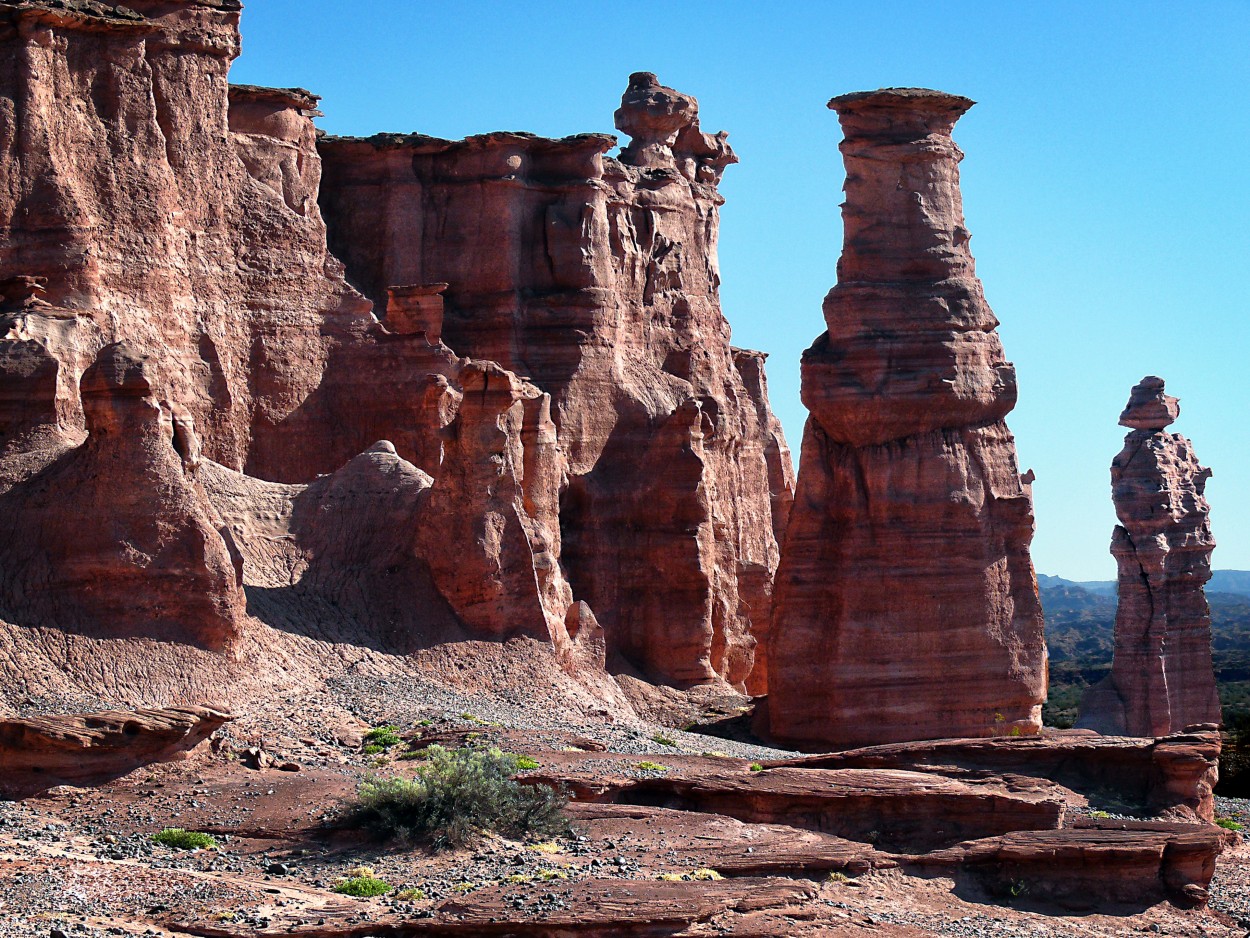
[768,88,1047,749]
[317,72,794,690]
[1079,377,1220,737]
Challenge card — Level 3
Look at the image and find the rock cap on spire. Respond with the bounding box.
[1119,375,1180,431]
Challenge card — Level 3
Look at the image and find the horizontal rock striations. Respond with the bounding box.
[318,72,793,689]
[767,88,1047,748]
[0,3,791,704]
[1078,378,1220,736]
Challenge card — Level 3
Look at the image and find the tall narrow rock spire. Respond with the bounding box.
[768,88,1047,748]
[1078,377,1220,736]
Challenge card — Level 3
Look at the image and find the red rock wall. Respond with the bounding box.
[0,8,791,697]
[1079,378,1220,737]
[768,89,1047,748]
[318,73,794,689]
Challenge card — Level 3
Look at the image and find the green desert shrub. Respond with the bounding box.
[346,745,567,848]
[151,828,217,850]
[363,725,403,749]
[1217,817,1244,831]
[333,874,392,897]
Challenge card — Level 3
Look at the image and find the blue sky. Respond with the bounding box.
[231,1,1249,580]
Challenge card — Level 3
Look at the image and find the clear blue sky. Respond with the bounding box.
[231,1,1249,581]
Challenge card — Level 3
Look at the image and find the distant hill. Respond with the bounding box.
[1039,571,1250,728]
[1039,570,1250,600]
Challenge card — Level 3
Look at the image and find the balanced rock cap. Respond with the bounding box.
[1119,375,1180,431]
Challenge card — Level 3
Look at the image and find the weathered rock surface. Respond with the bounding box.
[0,343,248,650]
[1078,377,1220,737]
[535,763,1066,853]
[0,1,792,704]
[318,72,794,690]
[0,705,230,797]
[768,88,1046,748]
[766,727,1222,822]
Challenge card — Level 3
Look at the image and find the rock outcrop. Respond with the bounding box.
[767,88,1047,748]
[0,342,247,650]
[0,705,230,798]
[0,2,792,699]
[1078,378,1220,736]
[318,72,794,689]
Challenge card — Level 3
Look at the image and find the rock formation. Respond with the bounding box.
[768,88,1047,748]
[0,1,791,698]
[1078,377,1220,736]
[0,342,247,650]
[318,72,794,688]
[0,705,230,798]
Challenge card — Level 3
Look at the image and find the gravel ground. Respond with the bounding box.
[2,665,1247,937]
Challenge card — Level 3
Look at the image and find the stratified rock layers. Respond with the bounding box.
[318,72,793,688]
[1078,377,1220,737]
[768,89,1046,748]
[0,5,791,696]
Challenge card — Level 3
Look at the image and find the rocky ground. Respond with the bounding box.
[1,671,1248,937]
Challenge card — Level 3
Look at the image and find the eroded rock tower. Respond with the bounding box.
[768,88,1048,748]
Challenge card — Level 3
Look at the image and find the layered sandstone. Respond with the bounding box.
[318,72,794,689]
[1078,378,1220,736]
[768,88,1047,748]
[0,342,247,650]
[0,1,796,701]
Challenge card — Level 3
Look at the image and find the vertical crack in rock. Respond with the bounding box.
[768,88,1047,749]
[1078,377,1220,737]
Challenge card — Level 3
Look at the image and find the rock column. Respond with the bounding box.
[768,88,1047,748]
[1078,378,1220,736]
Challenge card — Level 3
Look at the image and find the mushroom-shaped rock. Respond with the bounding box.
[1119,375,1181,431]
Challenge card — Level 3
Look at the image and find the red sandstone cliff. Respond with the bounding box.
[767,89,1047,749]
[318,72,794,689]
[1078,377,1220,737]
[0,3,791,703]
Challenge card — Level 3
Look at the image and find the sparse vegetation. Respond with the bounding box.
[333,873,392,897]
[345,745,568,849]
[657,868,722,881]
[451,881,478,893]
[1217,817,1244,831]
[749,762,764,772]
[514,756,541,770]
[151,828,217,850]
[636,761,669,772]
[827,871,850,884]
[528,840,561,854]
[395,887,426,901]
[364,725,403,748]
[651,732,677,747]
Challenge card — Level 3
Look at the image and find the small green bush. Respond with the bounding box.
[1217,817,1244,831]
[333,874,391,897]
[514,756,541,771]
[651,733,677,747]
[636,761,669,772]
[345,745,568,849]
[395,887,426,901]
[364,725,403,749]
[749,762,764,772]
[1087,810,1112,819]
[151,828,217,850]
